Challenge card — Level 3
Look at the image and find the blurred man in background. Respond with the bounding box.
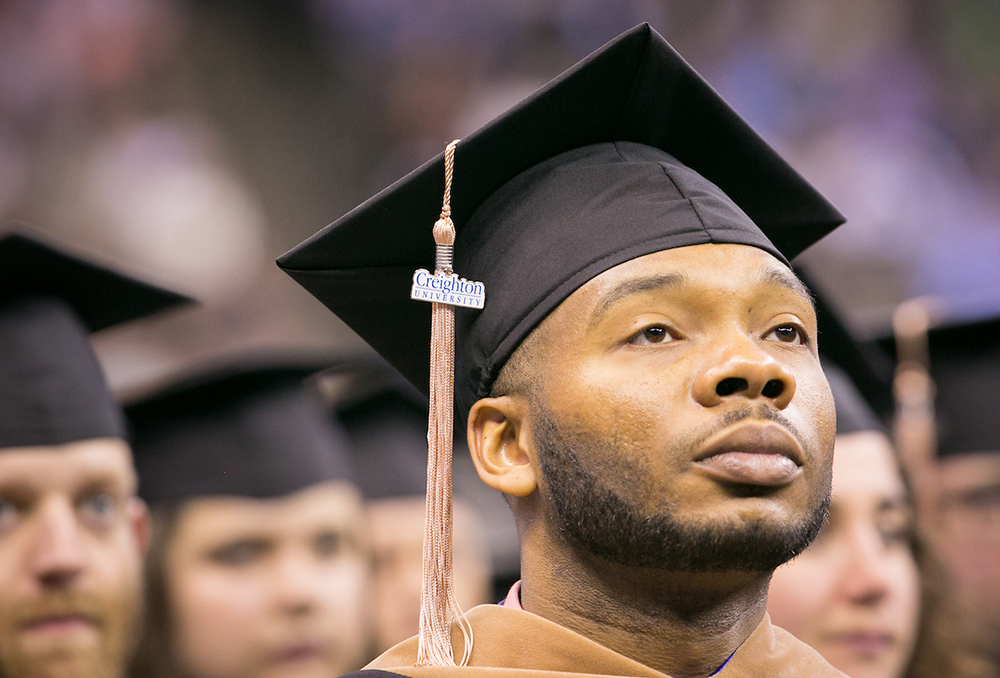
[126,356,373,678]
[919,314,1000,674]
[0,230,187,678]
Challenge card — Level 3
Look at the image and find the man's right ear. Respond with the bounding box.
[467,395,538,497]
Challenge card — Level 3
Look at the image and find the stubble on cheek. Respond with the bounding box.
[0,576,143,678]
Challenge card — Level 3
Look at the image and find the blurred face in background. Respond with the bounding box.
[0,438,148,678]
[767,430,921,678]
[935,451,1000,662]
[367,497,491,652]
[164,481,371,678]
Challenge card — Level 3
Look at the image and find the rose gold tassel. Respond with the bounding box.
[892,297,940,529]
[415,140,474,667]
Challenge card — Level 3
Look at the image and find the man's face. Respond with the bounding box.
[935,451,1000,659]
[165,481,373,678]
[524,243,836,572]
[0,438,147,678]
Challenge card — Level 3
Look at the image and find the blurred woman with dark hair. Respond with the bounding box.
[767,365,990,678]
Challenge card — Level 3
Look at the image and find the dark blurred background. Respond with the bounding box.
[2,0,997,389]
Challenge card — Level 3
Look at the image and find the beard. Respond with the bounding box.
[0,582,142,678]
[533,400,830,573]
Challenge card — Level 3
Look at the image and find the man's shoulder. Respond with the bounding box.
[730,618,848,678]
[355,604,665,678]
[349,606,848,678]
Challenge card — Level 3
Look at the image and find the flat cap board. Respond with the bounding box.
[278,24,844,417]
[127,355,358,504]
[0,229,190,332]
[917,314,1000,457]
[0,229,191,448]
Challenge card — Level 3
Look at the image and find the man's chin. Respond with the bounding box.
[1,643,121,678]
[547,470,830,572]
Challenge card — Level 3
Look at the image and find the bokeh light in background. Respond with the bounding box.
[1,0,998,386]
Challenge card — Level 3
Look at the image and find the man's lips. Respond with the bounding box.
[271,641,325,664]
[826,630,896,657]
[20,614,98,635]
[693,421,805,487]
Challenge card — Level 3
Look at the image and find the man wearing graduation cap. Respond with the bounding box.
[0,231,188,678]
[125,353,373,678]
[913,312,1000,672]
[280,24,847,678]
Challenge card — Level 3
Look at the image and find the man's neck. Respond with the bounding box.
[518,540,772,678]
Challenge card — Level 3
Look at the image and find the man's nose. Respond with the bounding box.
[31,499,86,588]
[840,528,892,606]
[692,336,796,409]
[272,549,319,617]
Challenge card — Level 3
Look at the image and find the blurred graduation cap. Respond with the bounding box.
[882,312,1000,457]
[126,353,358,505]
[278,23,845,417]
[333,360,430,501]
[823,365,887,437]
[328,357,522,585]
[0,229,190,449]
[797,267,895,436]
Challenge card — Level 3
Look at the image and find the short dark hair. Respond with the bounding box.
[127,505,184,678]
[489,324,543,399]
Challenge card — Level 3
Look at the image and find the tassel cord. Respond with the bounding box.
[415,140,473,667]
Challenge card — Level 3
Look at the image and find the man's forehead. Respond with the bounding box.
[938,452,1000,497]
[576,244,814,317]
[177,481,364,536]
[0,438,135,487]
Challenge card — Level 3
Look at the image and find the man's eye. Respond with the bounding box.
[314,531,344,558]
[879,527,913,549]
[79,493,117,524]
[628,325,674,345]
[878,513,914,548]
[765,325,805,345]
[211,541,267,566]
[0,500,17,531]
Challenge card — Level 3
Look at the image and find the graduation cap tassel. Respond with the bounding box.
[416,140,475,667]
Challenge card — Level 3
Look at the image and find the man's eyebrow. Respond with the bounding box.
[590,273,685,328]
[75,472,131,496]
[878,494,912,512]
[756,267,815,307]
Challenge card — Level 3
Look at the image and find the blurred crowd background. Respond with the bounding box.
[1,0,999,624]
[2,1,999,675]
[2,0,998,390]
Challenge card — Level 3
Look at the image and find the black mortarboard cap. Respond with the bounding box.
[278,23,845,419]
[922,314,1000,457]
[797,267,895,436]
[824,364,886,436]
[127,355,358,505]
[0,229,191,448]
[337,370,430,500]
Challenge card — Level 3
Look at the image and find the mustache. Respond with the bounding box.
[688,404,805,451]
[9,592,106,629]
